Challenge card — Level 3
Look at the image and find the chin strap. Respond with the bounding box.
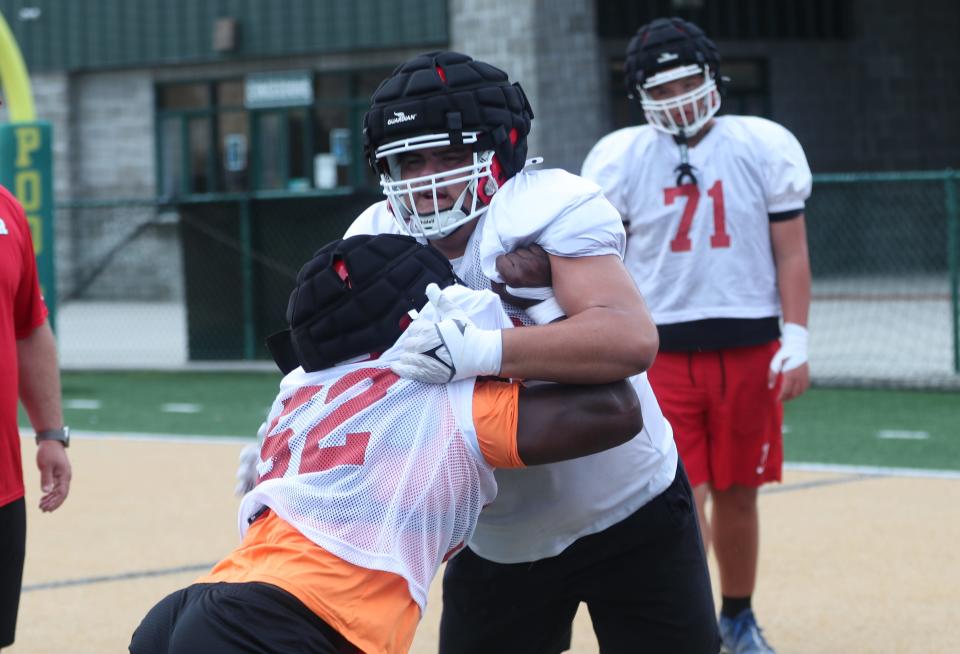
[673,132,699,187]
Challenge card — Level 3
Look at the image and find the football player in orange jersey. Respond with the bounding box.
[130,234,644,654]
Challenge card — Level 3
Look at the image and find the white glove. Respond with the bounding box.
[504,285,565,325]
[769,323,809,375]
[391,283,503,383]
[234,421,267,497]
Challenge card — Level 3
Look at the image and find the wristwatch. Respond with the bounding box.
[36,426,70,448]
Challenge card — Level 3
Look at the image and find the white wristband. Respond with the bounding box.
[770,322,809,373]
[525,297,566,325]
[505,285,553,301]
[782,322,808,348]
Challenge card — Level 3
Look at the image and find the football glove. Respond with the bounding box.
[234,420,267,496]
[391,283,503,384]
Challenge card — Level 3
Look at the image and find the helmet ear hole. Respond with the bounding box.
[476,154,504,205]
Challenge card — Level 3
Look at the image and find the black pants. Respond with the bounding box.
[0,498,26,649]
[439,462,720,654]
[129,582,357,654]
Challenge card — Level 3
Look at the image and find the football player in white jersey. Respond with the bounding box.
[131,234,646,654]
[347,51,718,653]
[582,17,813,654]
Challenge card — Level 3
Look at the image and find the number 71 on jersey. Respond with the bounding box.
[665,180,729,252]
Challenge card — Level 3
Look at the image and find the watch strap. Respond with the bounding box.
[36,426,70,447]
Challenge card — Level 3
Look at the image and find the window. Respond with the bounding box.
[156,68,391,199]
[159,83,210,110]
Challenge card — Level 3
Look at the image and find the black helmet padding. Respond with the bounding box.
[363,51,534,181]
[267,234,457,374]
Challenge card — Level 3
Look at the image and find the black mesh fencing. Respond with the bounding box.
[806,172,959,388]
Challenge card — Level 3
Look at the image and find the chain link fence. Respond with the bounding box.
[53,173,960,388]
[55,190,380,369]
[806,171,959,388]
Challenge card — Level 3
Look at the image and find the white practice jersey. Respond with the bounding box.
[239,286,510,610]
[582,115,812,325]
[345,167,678,563]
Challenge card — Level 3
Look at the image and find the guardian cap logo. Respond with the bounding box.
[387,111,417,126]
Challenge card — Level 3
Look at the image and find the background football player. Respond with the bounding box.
[582,17,813,654]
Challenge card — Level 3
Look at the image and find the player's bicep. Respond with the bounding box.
[770,213,809,264]
[550,253,645,317]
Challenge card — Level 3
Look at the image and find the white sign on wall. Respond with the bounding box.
[244,71,314,109]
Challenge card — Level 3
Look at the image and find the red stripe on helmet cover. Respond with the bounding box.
[333,258,351,287]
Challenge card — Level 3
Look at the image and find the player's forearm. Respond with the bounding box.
[499,306,658,383]
[17,321,65,431]
[776,249,811,327]
[517,379,643,465]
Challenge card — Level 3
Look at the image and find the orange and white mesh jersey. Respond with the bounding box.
[345,168,678,564]
[582,115,813,326]
[200,285,520,654]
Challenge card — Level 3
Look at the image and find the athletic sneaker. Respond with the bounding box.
[719,609,775,654]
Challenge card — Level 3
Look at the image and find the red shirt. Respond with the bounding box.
[0,185,48,506]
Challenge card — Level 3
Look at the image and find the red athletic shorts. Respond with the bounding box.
[648,341,783,490]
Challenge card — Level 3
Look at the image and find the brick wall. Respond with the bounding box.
[451,0,607,173]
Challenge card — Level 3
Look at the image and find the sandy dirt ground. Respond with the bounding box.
[7,436,959,653]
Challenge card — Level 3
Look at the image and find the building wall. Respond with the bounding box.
[32,71,166,301]
[29,48,422,302]
[0,0,448,72]
[11,0,958,304]
[451,0,607,174]
[774,0,960,172]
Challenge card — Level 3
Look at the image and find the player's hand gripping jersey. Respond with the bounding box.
[346,167,678,562]
[582,115,812,325]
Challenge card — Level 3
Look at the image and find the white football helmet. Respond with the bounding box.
[624,17,724,140]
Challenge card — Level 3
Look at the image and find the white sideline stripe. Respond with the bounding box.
[161,402,203,414]
[875,429,930,440]
[18,432,960,478]
[64,399,102,410]
[785,461,960,480]
[20,429,254,446]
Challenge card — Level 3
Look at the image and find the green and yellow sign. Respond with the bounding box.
[0,11,56,326]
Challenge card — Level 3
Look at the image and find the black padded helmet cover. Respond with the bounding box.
[624,17,722,98]
[363,51,534,181]
[269,234,457,373]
